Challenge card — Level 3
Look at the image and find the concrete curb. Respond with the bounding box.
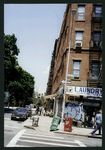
[23,124,102,139]
[54,131,102,139]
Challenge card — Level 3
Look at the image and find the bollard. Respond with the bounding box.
[32,116,39,127]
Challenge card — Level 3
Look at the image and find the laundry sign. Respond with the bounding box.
[66,86,102,98]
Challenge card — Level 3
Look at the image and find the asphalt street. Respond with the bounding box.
[4,112,25,147]
[6,128,102,147]
[4,109,102,147]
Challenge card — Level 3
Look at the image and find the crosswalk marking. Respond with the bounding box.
[23,132,64,139]
[6,129,87,147]
[6,129,26,147]
[74,140,86,147]
[21,135,76,144]
[17,139,79,147]
[7,144,30,147]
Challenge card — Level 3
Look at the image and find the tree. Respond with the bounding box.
[4,34,35,106]
[7,66,35,106]
[4,34,20,92]
[36,99,44,106]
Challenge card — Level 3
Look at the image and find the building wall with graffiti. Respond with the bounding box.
[64,102,83,121]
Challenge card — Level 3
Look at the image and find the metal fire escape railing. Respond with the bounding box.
[91,11,102,22]
[90,39,102,49]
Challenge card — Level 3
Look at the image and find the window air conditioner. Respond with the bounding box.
[76,42,82,47]
[74,74,79,78]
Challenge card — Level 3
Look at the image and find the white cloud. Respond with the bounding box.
[43,66,50,74]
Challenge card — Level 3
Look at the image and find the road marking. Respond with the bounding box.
[6,129,26,147]
[74,140,87,147]
[7,144,30,147]
[23,132,64,139]
[4,118,10,120]
[17,139,79,147]
[5,125,20,129]
[21,135,76,144]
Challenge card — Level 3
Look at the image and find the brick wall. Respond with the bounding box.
[51,3,102,94]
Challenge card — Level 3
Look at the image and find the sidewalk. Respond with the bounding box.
[22,115,102,139]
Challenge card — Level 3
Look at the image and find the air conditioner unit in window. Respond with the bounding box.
[74,74,79,78]
[76,43,82,47]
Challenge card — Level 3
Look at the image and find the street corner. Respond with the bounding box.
[24,125,36,130]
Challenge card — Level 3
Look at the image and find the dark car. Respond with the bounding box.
[25,105,32,117]
[11,108,28,120]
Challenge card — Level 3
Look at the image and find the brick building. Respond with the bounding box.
[46,3,102,127]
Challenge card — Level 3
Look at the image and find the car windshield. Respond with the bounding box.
[16,108,26,112]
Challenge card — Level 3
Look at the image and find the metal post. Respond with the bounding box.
[60,9,76,129]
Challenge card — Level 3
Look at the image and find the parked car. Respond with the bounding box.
[25,105,32,117]
[11,108,28,120]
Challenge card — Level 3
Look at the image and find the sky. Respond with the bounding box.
[4,4,67,94]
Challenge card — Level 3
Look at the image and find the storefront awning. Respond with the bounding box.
[43,94,56,100]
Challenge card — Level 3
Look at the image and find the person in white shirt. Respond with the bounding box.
[91,110,102,135]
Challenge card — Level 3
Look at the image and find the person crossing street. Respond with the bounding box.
[91,110,102,135]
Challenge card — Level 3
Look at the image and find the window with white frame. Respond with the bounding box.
[73,60,81,79]
[75,31,83,47]
[77,5,85,20]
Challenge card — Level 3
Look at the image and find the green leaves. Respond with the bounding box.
[4,34,20,56]
[4,34,35,106]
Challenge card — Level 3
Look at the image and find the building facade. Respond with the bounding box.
[46,3,102,127]
[46,39,58,95]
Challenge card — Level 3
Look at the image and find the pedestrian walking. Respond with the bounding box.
[44,106,47,116]
[91,110,102,135]
[41,106,45,116]
[36,106,39,115]
[39,106,42,116]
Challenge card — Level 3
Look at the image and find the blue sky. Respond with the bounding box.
[4,4,67,94]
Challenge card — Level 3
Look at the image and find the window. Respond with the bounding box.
[95,6,102,17]
[75,31,83,47]
[77,5,85,20]
[73,60,81,79]
[91,61,100,80]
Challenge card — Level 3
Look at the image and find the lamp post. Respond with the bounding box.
[60,9,76,129]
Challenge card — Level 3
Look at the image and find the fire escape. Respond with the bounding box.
[88,4,102,88]
[46,39,58,95]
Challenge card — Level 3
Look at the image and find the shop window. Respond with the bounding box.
[73,60,81,79]
[95,6,102,17]
[91,61,100,80]
[77,5,85,20]
[75,31,83,47]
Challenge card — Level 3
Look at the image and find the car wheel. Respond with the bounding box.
[11,117,13,120]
